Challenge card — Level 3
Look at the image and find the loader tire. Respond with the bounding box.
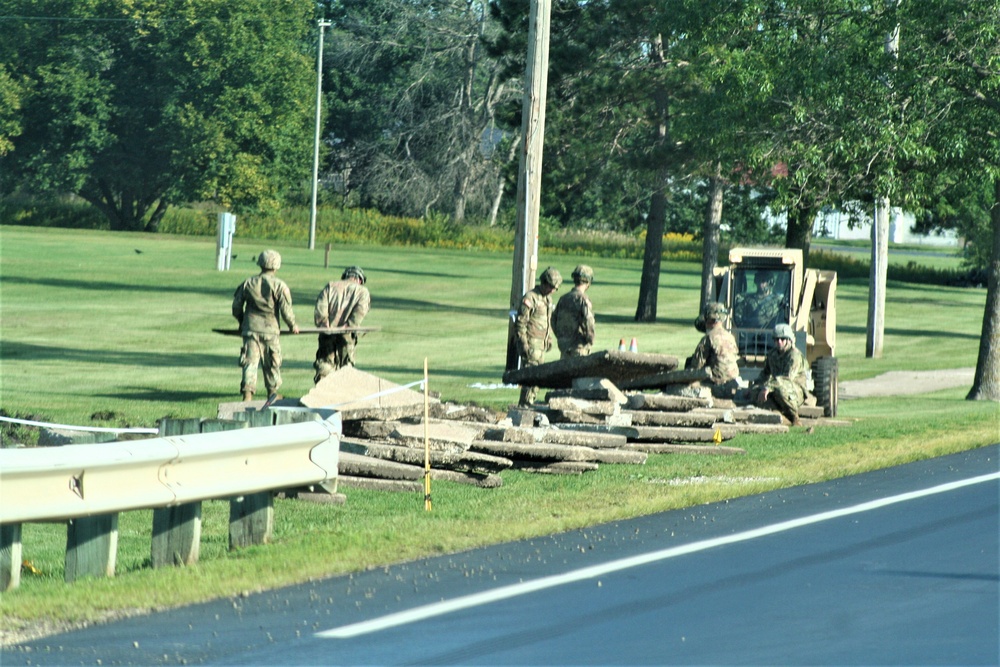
[812,356,838,417]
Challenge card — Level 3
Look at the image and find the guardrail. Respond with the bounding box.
[0,411,341,591]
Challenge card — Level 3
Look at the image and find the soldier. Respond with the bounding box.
[515,266,562,407]
[313,265,371,383]
[685,302,741,398]
[231,249,300,402]
[734,270,782,328]
[752,323,808,425]
[553,264,596,358]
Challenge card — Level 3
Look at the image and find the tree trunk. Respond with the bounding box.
[700,165,724,311]
[635,33,669,324]
[785,203,814,261]
[866,197,890,359]
[967,177,1000,401]
[636,175,666,322]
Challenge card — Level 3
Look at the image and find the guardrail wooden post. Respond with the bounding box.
[151,417,205,569]
[1,524,22,591]
[206,419,274,550]
[65,513,118,583]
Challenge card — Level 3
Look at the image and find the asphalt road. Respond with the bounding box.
[5,445,997,666]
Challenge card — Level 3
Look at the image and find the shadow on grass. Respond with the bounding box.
[96,388,232,402]
[837,325,979,340]
[2,341,233,368]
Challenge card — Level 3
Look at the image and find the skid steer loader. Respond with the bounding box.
[713,247,839,416]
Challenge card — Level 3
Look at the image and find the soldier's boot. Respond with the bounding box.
[242,390,254,402]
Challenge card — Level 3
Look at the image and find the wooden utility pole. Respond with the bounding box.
[505,0,552,372]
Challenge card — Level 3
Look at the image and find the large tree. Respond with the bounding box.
[0,0,315,231]
[895,0,1000,400]
[322,0,517,222]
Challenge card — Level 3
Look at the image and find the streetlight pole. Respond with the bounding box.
[309,19,331,251]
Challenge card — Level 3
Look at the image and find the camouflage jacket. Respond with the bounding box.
[734,292,783,328]
[553,287,595,353]
[689,324,740,384]
[516,286,554,353]
[754,345,808,394]
[232,271,297,336]
[315,279,370,329]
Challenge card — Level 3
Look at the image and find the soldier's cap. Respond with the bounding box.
[342,265,366,285]
[540,267,562,289]
[257,249,281,271]
[773,323,794,340]
[571,264,594,284]
[702,301,728,321]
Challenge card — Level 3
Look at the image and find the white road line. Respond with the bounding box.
[317,471,1000,639]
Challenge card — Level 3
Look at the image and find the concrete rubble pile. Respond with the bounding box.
[218,359,845,501]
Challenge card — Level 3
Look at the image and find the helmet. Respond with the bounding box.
[571,264,594,284]
[773,323,794,340]
[257,250,281,271]
[342,265,366,285]
[702,302,728,321]
[540,267,562,289]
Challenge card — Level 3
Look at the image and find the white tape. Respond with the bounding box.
[322,379,427,409]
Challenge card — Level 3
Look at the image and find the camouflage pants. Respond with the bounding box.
[313,333,358,383]
[559,344,591,359]
[710,378,741,399]
[240,334,282,396]
[754,377,805,422]
[518,340,546,407]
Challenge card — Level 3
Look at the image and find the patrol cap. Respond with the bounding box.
[571,264,594,284]
[702,301,728,321]
[342,265,366,285]
[540,267,562,289]
[773,323,794,340]
[257,249,281,271]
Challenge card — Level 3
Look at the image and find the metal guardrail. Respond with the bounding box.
[0,417,341,524]
[0,414,341,590]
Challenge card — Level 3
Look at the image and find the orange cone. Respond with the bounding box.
[618,338,627,351]
[629,337,638,352]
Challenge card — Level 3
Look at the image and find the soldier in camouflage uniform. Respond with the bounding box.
[232,250,300,402]
[752,323,808,425]
[734,271,783,328]
[685,302,741,398]
[553,264,595,359]
[515,267,562,407]
[313,266,371,383]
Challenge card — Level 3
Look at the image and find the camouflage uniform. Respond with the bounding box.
[516,268,561,406]
[553,280,595,358]
[688,324,741,398]
[313,267,371,382]
[752,328,808,423]
[685,302,741,398]
[232,251,298,398]
[734,291,783,328]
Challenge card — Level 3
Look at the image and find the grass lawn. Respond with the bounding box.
[0,225,995,637]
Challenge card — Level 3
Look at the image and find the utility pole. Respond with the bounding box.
[505,0,552,372]
[309,19,331,251]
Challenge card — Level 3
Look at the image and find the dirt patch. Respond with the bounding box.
[839,368,975,399]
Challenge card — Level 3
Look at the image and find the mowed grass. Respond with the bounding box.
[0,225,996,635]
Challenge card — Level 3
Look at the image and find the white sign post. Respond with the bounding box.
[217,212,237,271]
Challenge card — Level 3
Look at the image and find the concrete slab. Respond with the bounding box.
[299,366,434,420]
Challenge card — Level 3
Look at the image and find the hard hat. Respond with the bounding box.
[540,267,562,289]
[342,265,366,285]
[571,264,594,284]
[773,323,794,340]
[702,302,728,321]
[257,249,281,271]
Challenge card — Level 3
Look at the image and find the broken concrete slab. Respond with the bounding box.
[537,428,628,449]
[338,475,422,492]
[589,448,648,465]
[339,438,466,467]
[469,440,600,462]
[624,443,746,455]
[387,420,482,451]
[299,366,433,420]
[512,460,600,474]
[502,350,679,389]
[628,426,735,443]
[625,393,713,412]
[624,410,719,428]
[616,368,712,391]
[546,396,620,416]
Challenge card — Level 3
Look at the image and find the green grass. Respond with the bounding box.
[0,225,995,636]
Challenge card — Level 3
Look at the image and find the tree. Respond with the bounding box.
[0,0,315,231]
[322,0,517,222]
[894,0,1000,400]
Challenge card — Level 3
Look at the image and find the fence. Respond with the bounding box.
[0,409,340,591]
